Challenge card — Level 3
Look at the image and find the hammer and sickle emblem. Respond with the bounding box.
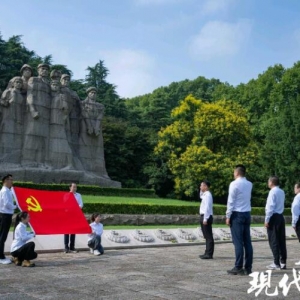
[26,195,42,212]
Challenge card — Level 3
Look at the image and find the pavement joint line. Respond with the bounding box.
[5,237,297,255]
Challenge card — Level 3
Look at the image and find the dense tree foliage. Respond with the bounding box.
[1,32,300,203]
[155,96,258,198]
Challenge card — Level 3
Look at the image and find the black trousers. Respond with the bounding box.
[267,213,287,265]
[11,242,37,261]
[200,214,214,257]
[88,235,104,254]
[0,213,12,259]
[64,234,76,250]
[295,218,300,242]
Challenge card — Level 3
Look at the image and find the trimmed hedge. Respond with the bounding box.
[13,181,157,198]
[82,203,291,215]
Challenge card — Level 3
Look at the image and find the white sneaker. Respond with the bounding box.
[89,248,94,254]
[295,261,300,266]
[280,263,286,269]
[94,250,101,256]
[0,258,12,265]
[266,263,280,270]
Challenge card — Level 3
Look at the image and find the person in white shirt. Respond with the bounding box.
[87,213,104,256]
[0,174,16,265]
[226,165,253,275]
[292,182,300,266]
[265,176,287,270]
[10,211,37,267]
[64,183,83,253]
[199,180,214,259]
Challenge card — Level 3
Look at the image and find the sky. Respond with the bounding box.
[1,0,300,98]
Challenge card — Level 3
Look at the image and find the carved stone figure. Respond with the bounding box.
[79,87,108,177]
[50,69,62,81]
[0,77,24,164]
[60,74,83,169]
[4,64,33,95]
[49,80,73,169]
[0,65,120,187]
[22,63,52,166]
[20,64,33,94]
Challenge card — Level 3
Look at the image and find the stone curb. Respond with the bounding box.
[6,237,297,255]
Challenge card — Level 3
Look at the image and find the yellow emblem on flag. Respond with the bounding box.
[26,195,42,212]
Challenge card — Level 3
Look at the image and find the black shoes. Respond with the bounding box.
[227,267,246,275]
[69,248,79,253]
[64,247,78,253]
[244,269,252,275]
[200,254,213,259]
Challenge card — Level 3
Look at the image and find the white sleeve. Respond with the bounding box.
[226,182,236,219]
[292,197,300,227]
[77,193,83,208]
[265,190,275,223]
[203,194,212,221]
[3,190,16,210]
[19,225,34,242]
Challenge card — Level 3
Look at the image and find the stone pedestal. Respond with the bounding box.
[0,167,121,187]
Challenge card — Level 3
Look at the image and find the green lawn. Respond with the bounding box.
[82,195,226,207]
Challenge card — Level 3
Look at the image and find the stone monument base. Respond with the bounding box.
[1,166,121,187]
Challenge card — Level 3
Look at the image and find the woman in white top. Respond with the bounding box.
[292,182,300,265]
[10,211,37,267]
[87,213,104,256]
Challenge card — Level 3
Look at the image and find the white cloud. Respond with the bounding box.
[189,19,252,61]
[134,0,183,5]
[100,49,157,98]
[201,0,236,15]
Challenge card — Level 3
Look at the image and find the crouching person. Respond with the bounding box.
[88,213,104,256]
[10,212,37,267]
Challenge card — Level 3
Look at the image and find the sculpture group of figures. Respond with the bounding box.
[0,64,108,179]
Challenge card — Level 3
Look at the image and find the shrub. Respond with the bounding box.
[13,182,157,198]
[83,203,199,214]
[82,203,290,216]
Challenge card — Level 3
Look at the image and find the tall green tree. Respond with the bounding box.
[85,60,127,118]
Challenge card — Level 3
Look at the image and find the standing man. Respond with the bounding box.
[0,174,16,264]
[291,182,300,266]
[226,165,253,275]
[64,183,83,253]
[199,180,214,259]
[265,176,287,270]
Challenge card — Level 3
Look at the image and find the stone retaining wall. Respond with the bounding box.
[84,214,292,226]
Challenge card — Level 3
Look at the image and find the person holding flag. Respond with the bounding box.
[11,211,37,267]
[64,183,83,253]
[0,174,16,265]
[88,213,104,256]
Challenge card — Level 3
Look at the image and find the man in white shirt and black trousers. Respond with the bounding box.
[199,180,214,259]
[265,176,287,270]
[64,183,83,253]
[0,174,16,264]
[226,165,253,275]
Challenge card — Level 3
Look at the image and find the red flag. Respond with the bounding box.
[13,187,91,235]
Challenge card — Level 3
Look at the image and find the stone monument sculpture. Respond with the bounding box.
[22,63,52,167]
[0,77,24,164]
[49,79,73,169]
[79,87,108,177]
[60,74,83,170]
[0,64,120,187]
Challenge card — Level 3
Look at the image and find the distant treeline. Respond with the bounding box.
[1,33,300,205]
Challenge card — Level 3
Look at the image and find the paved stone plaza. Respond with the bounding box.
[1,240,300,299]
